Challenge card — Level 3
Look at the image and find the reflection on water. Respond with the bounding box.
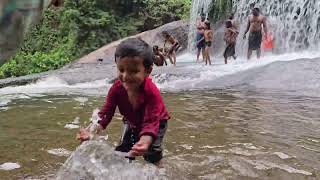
[0,90,319,179]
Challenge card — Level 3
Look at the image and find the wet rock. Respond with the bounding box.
[55,140,173,180]
[74,20,189,64]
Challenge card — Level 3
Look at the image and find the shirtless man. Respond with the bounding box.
[243,7,268,60]
[196,13,206,62]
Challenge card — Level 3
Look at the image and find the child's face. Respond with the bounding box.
[117,56,151,92]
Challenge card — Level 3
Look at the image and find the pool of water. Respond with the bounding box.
[0,90,319,179]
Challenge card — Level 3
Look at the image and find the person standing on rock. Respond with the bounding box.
[162,31,180,66]
[243,7,268,60]
[196,13,206,62]
[204,21,213,65]
[223,20,239,64]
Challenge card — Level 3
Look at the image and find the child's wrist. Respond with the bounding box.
[140,135,153,145]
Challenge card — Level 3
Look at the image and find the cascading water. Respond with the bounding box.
[188,0,320,56]
[187,0,213,52]
[233,0,320,55]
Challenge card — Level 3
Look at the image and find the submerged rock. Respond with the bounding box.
[56,140,170,180]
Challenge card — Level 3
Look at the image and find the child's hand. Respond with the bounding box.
[77,128,91,142]
[128,135,153,157]
[76,123,103,142]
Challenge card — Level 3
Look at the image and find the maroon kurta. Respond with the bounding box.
[98,77,170,139]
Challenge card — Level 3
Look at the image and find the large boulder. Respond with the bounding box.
[75,20,189,64]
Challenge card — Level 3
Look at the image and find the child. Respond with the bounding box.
[204,21,213,65]
[153,45,167,66]
[162,31,180,66]
[223,20,239,64]
[78,38,170,166]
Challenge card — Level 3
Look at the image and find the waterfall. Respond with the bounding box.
[188,0,320,56]
[233,0,320,55]
[187,0,213,52]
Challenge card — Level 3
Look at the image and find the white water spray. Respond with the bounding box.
[188,0,213,52]
[233,0,320,55]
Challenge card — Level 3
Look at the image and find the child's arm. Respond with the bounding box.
[243,17,251,39]
[197,37,205,44]
[224,31,228,42]
[209,30,214,40]
[97,83,118,129]
[77,82,118,141]
[262,16,268,35]
[229,28,239,34]
[163,39,167,49]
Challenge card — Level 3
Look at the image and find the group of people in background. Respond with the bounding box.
[153,31,181,67]
[197,5,271,65]
[153,5,273,67]
[196,14,213,65]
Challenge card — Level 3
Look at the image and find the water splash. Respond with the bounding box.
[188,0,213,52]
[0,162,21,171]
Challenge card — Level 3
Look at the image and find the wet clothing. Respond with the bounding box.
[248,31,262,50]
[224,28,238,58]
[115,120,168,163]
[98,77,170,140]
[196,32,205,50]
[205,41,212,47]
[223,43,236,58]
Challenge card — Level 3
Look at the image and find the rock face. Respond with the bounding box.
[75,20,189,64]
[55,140,185,180]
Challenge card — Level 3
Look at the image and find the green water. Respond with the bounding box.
[0,91,319,179]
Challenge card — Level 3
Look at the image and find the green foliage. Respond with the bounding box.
[209,0,233,22]
[139,0,191,30]
[0,0,191,79]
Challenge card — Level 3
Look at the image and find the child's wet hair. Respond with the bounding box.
[115,38,153,68]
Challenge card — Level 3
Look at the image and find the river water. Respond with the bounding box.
[1,0,320,178]
[0,52,320,179]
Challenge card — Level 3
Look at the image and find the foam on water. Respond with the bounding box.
[154,51,320,91]
[64,124,80,129]
[0,51,319,104]
[73,97,88,105]
[0,76,110,96]
[273,152,291,160]
[0,76,111,108]
[244,159,313,176]
[47,148,72,157]
[0,162,21,171]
